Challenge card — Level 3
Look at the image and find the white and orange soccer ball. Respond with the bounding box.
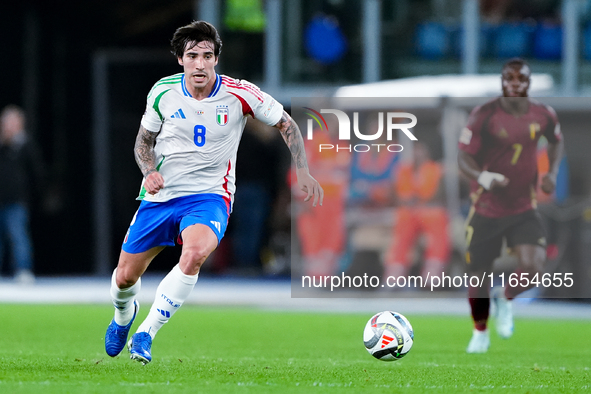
[363,311,414,361]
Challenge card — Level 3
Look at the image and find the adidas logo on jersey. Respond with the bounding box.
[210,221,221,232]
[170,108,186,119]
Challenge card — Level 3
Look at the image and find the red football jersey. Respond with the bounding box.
[459,98,562,218]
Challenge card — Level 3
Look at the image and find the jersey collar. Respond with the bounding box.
[181,73,222,98]
[208,74,222,98]
[181,74,192,97]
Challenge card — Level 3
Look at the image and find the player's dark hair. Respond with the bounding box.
[170,21,222,58]
[502,57,529,71]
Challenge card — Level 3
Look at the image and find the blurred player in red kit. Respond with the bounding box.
[458,58,564,353]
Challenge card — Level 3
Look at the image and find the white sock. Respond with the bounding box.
[136,264,198,339]
[110,268,141,326]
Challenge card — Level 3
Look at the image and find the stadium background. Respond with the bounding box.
[0,0,590,300]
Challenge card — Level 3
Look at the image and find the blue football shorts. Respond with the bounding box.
[122,193,230,254]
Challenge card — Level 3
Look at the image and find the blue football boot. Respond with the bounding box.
[128,332,152,365]
[105,300,139,357]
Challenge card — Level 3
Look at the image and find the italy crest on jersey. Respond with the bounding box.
[216,106,229,126]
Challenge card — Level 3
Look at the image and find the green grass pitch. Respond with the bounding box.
[0,304,589,393]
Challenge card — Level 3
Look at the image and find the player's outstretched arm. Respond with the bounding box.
[541,138,564,194]
[274,110,324,206]
[134,125,164,194]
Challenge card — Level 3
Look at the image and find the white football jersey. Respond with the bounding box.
[138,73,284,204]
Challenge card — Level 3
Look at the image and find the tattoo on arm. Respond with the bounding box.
[276,111,308,170]
[134,125,159,177]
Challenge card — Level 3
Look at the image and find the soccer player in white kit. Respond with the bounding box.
[104,21,324,364]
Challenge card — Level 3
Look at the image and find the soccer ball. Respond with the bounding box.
[363,311,414,361]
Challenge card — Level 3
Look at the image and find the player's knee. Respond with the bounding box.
[116,267,140,288]
[181,245,212,270]
[516,245,546,274]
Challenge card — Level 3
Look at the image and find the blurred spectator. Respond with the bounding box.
[348,115,399,207]
[481,0,560,22]
[481,0,513,23]
[0,105,46,284]
[341,115,400,280]
[295,124,349,277]
[383,142,450,282]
